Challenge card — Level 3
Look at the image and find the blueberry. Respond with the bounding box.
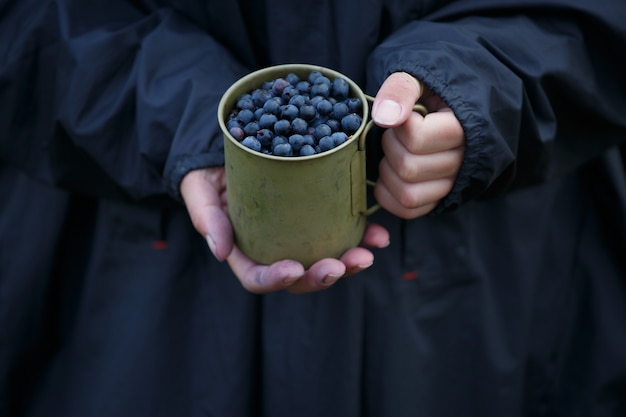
[243,121,260,136]
[285,72,300,86]
[226,118,241,130]
[254,107,265,120]
[346,97,362,113]
[291,118,308,135]
[299,104,317,121]
[236,95,255,110]
[288,94,309,108]
[272,135,287,148]
[288,134,306,151]
[313,123,332,140]
[318,136,335,152]
[310,96,325,108]
[256,129,274,147]
[271,78,290,95]
[273,143,293,156]
[314,75,331,85]
[274,119,291,136]
[307,70,324,84]
[251,88,273,107]
[280,104,299,121]
[332,102,350,120]
[281,85,299,101]
[299,144,316,156]
[242,136,262,152]
[263,98,281,115]
[303,134,315,147]
[326,118,341,132]
[296,81,311,94]
[259,113,278,129]
[330,131,348,146]
[341,114,362,134]
[229,126,245,141]
[331,77,350,100]
[236,108,255,125]
[315,99,333,116]
[311,82,330,98]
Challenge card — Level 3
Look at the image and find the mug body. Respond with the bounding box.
[218,64,370,267]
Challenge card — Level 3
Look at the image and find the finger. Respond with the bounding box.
[286,258,347,294]
[374,182,440,219]
[372,72,424,128]
[374,170,455,219]
[360,223,391,248]
[379,157,456,204]
[340,246,375,276]
[381,131,465,182]
[286,245,377,294]
[180,168,233,261]
[391,109,465,155]
[227,246,305,294]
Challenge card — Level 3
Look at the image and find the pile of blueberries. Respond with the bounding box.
[225,70,363,157]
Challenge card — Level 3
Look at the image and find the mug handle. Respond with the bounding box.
[359,96,428,216]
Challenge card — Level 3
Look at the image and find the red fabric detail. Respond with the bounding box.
[151,240,168,250]
[402,271,418,281]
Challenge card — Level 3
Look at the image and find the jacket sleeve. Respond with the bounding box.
[366,0,626,213]
[0,0,248,202]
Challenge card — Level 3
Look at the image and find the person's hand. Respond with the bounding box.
[180,168,390,294]
[371,72,465,219]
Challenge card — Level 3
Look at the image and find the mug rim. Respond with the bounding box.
[218,63,370,162]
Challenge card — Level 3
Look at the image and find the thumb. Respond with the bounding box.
[371,72,423,128]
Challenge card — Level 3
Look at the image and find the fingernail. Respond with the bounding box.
[373,99,401,125]
[205,234,223,262]
[283,273,303,286]
[346,262,374,276]
[321,273,342,286]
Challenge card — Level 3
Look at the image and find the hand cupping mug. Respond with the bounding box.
[218,64,380,268]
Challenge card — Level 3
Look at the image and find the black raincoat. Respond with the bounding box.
[1,1,626,416]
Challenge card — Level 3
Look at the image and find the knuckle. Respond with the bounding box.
[397,189,421,209]
[397,154,419,180]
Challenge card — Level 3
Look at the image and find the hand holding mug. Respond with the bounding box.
[180,168,389,294]
[372,72,465,219]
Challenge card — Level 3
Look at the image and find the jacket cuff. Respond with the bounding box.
[164,149,225,202]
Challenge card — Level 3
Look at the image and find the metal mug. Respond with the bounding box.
[218,63,424,267]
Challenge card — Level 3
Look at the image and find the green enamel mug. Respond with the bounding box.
[218,64,383,268]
